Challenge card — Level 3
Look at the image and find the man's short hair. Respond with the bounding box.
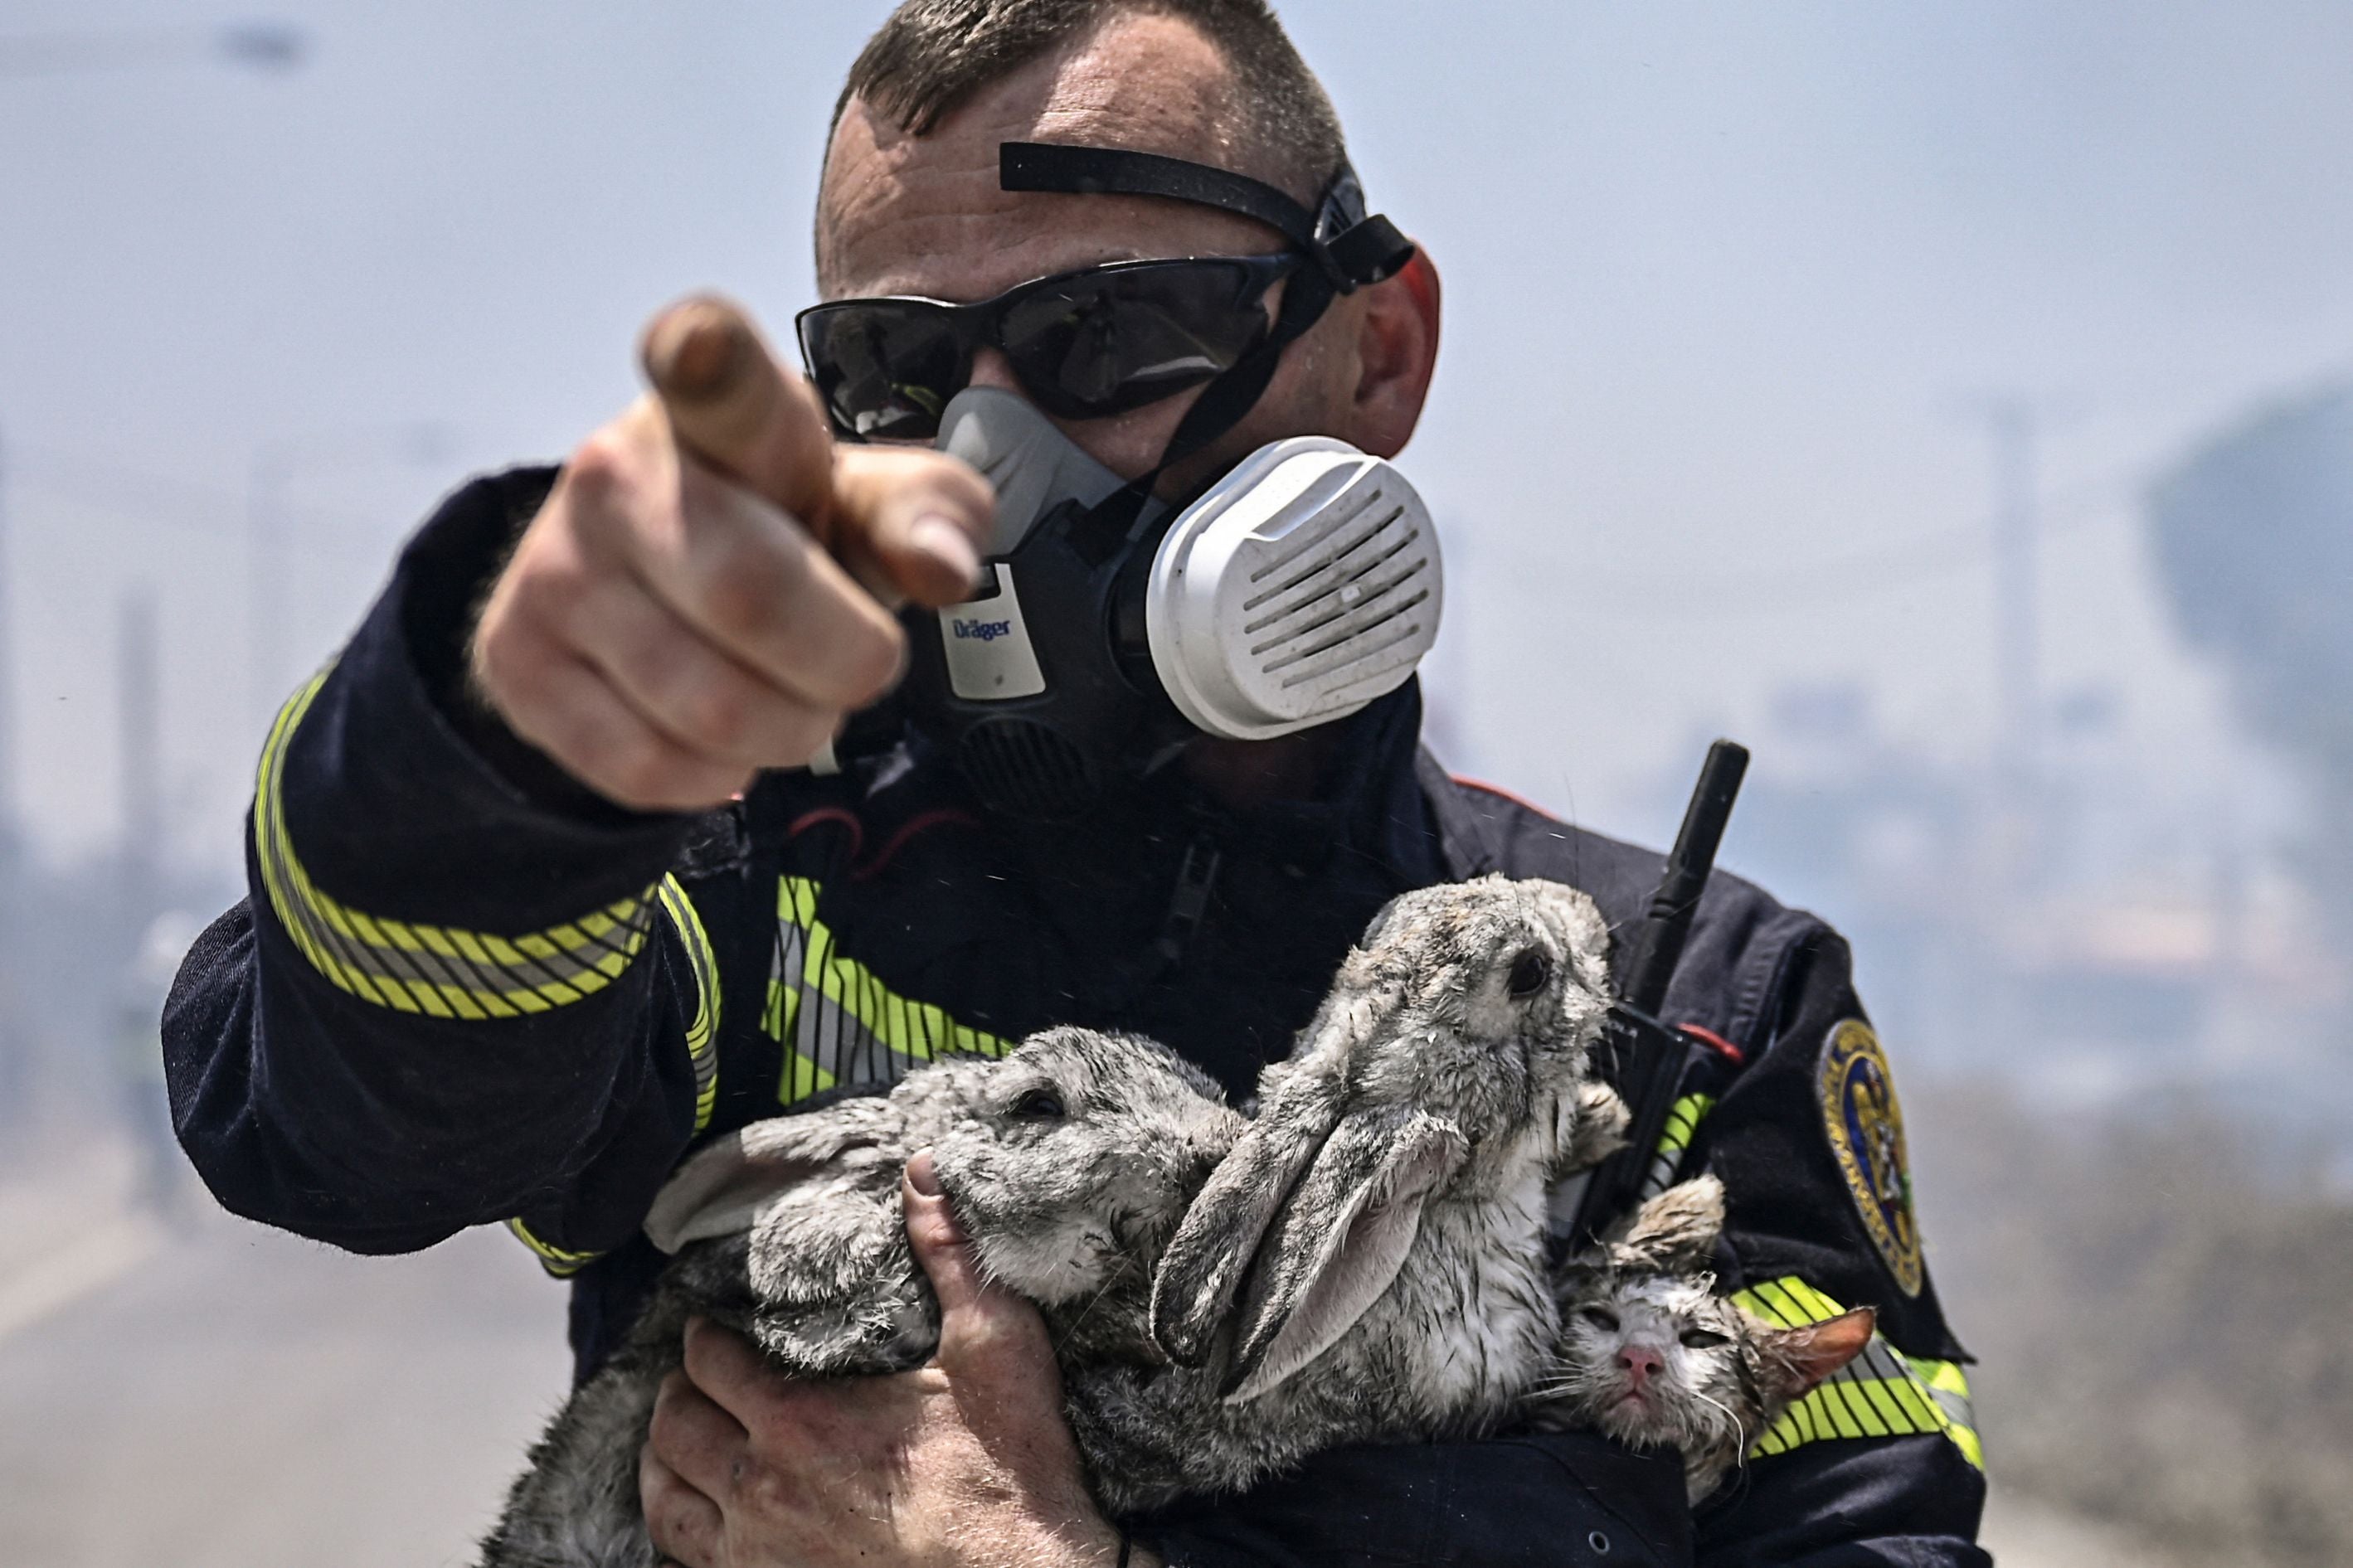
[834,0,1348,202]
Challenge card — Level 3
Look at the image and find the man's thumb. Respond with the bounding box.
[905,1151,999,1312]
[903,1153,1048,1367]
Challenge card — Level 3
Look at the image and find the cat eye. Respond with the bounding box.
[1008,1085,1067,1120]
[1506,948,1553,998]
[1679,1328,1730,1349]
[1580,1307,1621,1333]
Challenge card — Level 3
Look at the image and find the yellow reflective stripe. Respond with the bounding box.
[506,1216,597,1278]
[1656,1093,1716,1154]
[505,876,722,1277]
[1910,1357,1983,1467]
[253,669,659,1017]
[1729,1274,1984,1470]
[1641,1091,1718,1198]
[655,875,722,1133]
[768,875,1009,1104]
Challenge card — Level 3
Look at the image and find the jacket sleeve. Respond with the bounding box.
[161,468,715,1265]
[1688,926,1990,1568]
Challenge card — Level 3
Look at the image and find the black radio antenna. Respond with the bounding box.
[1622,740,1748,1015]
[1568,738,1748,1245]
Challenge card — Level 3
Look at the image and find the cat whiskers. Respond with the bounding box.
[1686,1382,1745,1450]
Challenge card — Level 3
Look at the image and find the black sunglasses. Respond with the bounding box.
[795,252,1300,441]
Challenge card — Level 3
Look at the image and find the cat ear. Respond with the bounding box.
[1762,1306,1878,1401]
[1608,1175,1725,1273]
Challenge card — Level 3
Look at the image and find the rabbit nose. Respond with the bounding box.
[1618,1344,1663,1389]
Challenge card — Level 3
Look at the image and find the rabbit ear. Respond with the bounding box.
[1150,1068,1345,1367]
[1219,1109,1468,1405]
[643,1105,894,1253]
[1607,1174,1725,1273]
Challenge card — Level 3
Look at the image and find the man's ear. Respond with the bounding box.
[1348,247,1441,459]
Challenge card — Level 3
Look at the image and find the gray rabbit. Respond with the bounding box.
[479,876,1630,1564]
[1105,875,1631,1498]
[477,1026,1243,1568]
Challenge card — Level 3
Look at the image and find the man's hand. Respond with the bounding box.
[639,1153,1135,1568]
[470,296,994,810]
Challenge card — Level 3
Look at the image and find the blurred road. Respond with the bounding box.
[0,1134,571,1568]
[0,1130,2187,1568]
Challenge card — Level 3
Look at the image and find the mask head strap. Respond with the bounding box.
[998,141,1416,469]
[999,142,1413,292]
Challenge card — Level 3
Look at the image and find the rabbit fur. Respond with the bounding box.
[1123,874,1631,1496]
[479,876,1629,1565]
[476,1026,1243,1568]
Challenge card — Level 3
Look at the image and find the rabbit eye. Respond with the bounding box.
[1007,1086,1066,1121]
[1581,1306,1621,1333]
[1679,1328,1730,1349]
[1507,948,1553,998]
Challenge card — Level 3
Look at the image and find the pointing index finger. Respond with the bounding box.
[640,294,837,535]
[639,294,989,609]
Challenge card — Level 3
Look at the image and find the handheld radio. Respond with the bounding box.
[1564,738,1749,1249]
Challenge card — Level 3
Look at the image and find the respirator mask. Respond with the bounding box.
[796,142,1444,818]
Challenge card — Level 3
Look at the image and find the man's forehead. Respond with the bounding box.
[817,12,1287,300]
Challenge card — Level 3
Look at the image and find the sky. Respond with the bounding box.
[3,0,2351,880]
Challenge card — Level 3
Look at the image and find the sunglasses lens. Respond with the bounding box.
[799,304,964,440]
[799,259,1284,439]
[998,260,1272,420]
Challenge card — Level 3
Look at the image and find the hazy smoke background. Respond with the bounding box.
[0,3,2346,1565]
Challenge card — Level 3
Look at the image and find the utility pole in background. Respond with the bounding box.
[248,424,452,731]
[0,426,17,842]
[1988,400,2041,805]
[1976,396,2044,895]
[248,444,291,735]
[118,589,163,930]
[0,429,17,1129]
[0,21,305,1136]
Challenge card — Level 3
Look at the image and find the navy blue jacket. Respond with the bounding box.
[164,468,1988,1567]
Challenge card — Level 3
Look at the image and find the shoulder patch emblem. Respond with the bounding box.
[1818,1019,1923,1297]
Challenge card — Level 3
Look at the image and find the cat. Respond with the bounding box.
[1534,1176,1877,1502]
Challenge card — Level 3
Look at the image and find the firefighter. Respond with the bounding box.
[164,2,1986,1564]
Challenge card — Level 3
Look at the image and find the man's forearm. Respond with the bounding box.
[164,469,706,1252]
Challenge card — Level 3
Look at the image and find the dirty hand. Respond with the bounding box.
[470,296,992,810]
[639,1153,1140,1568]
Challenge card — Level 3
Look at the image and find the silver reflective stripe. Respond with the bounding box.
[767,876,1010,1105]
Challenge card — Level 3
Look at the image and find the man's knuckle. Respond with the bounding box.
[839,617,907,704]
[775,707,837,765]
[602,734,688,808]
[469,616,528,696]
[701,545,797,639]
[741,1464,790,1510]
[645,1384,688,1449]
[940,458,997,517]
[676,678,754,755]
[565,431,632,497]
[507,553,595,633]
